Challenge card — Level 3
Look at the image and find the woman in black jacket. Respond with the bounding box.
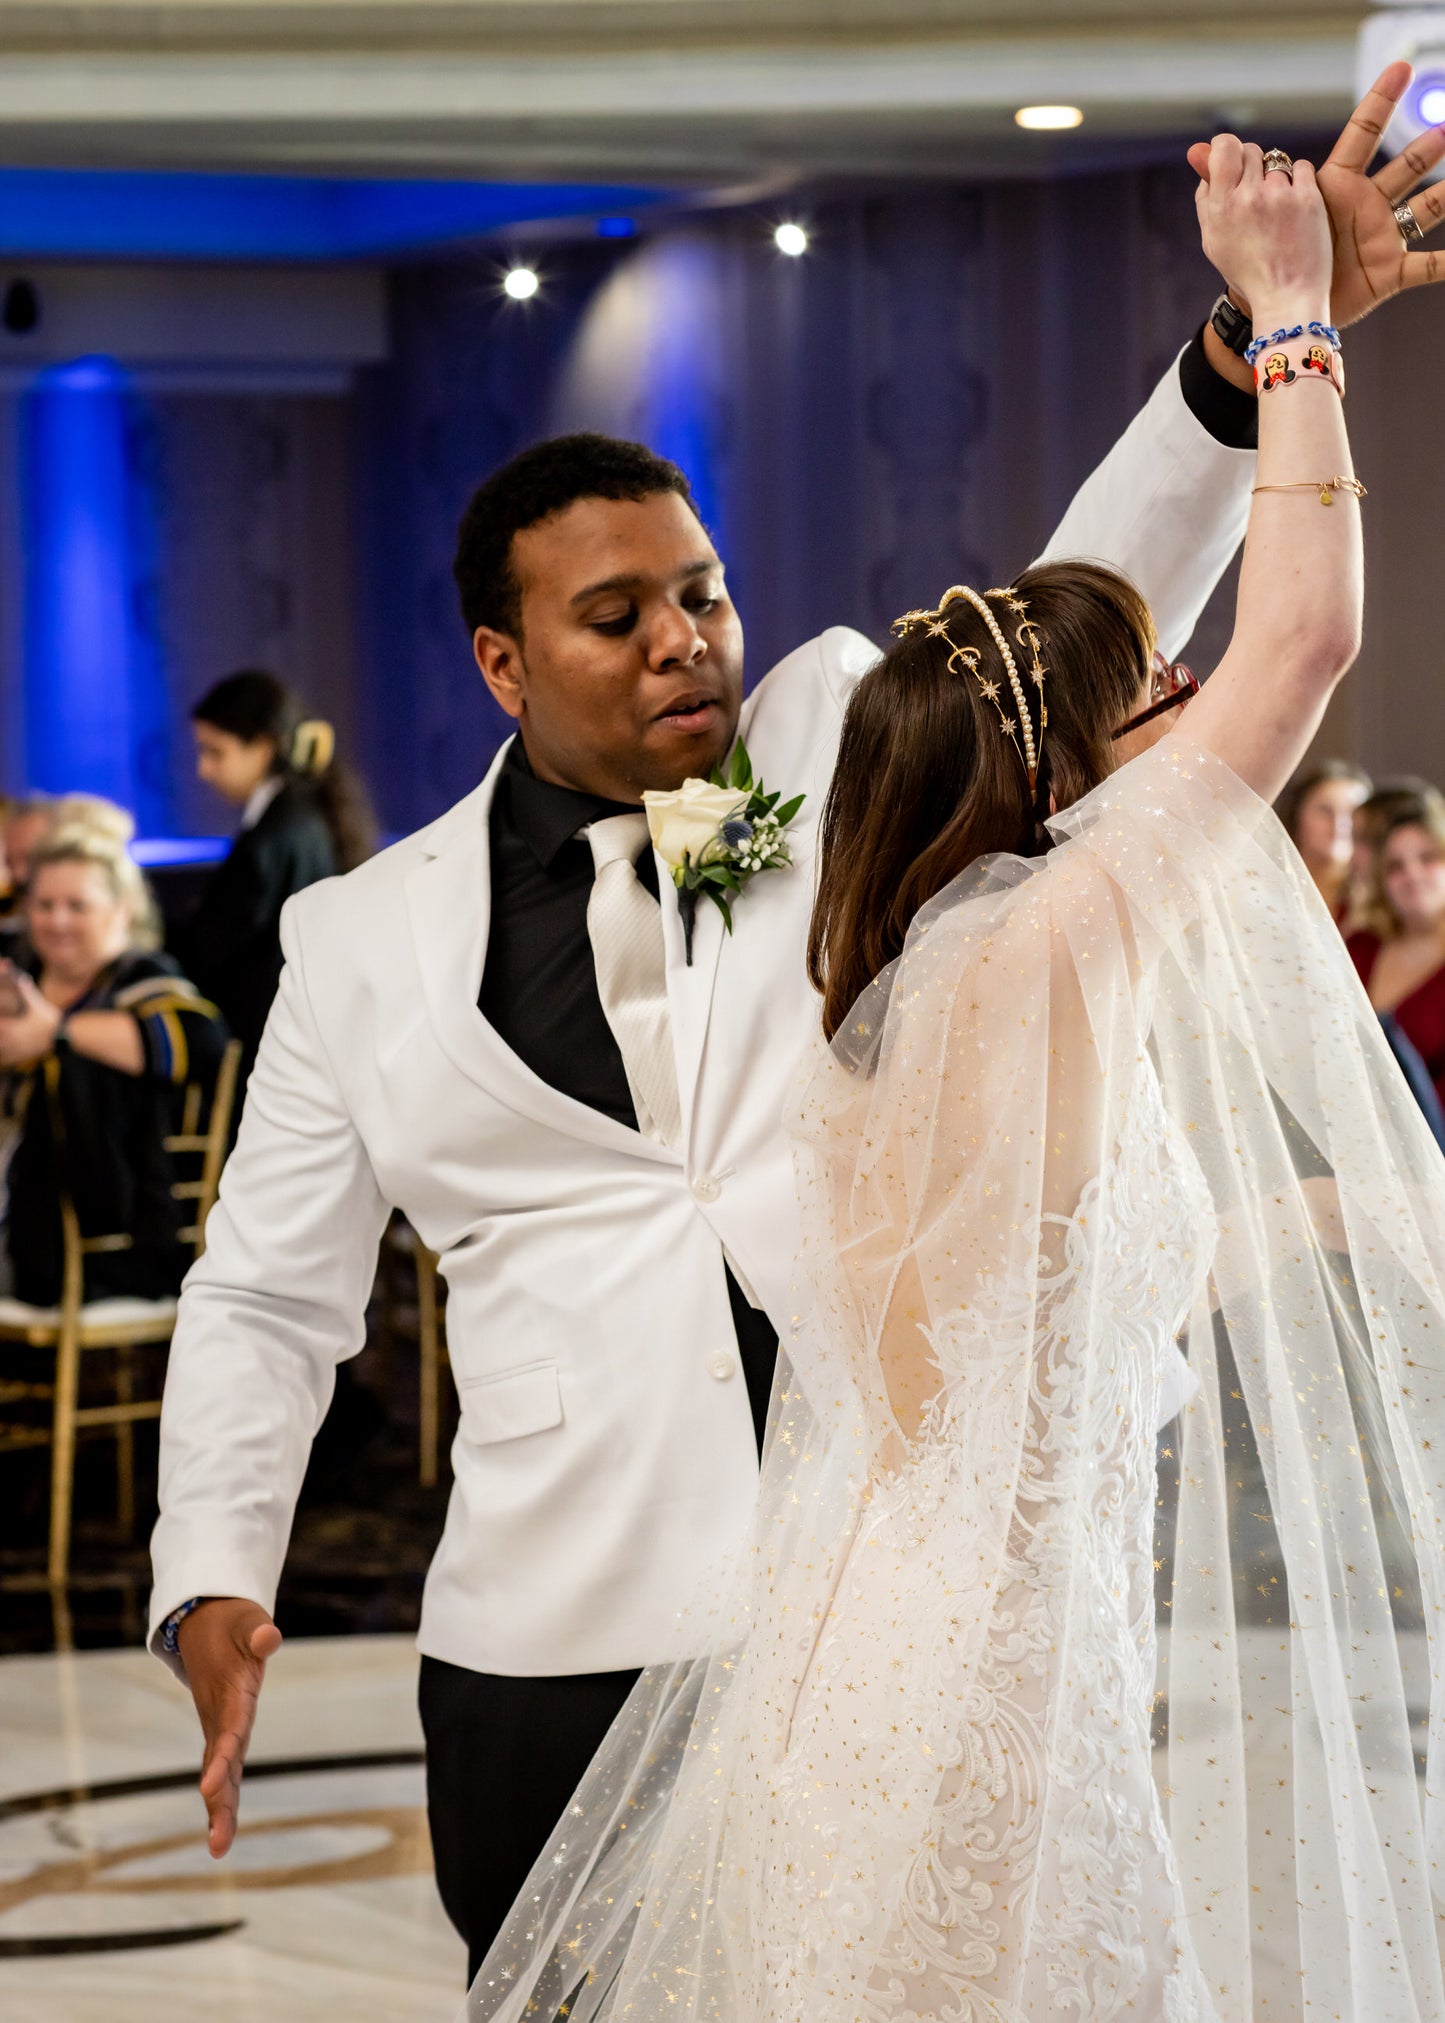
[180,670,376,1081]
[0,823,229,1306]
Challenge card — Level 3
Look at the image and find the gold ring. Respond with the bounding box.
[1394,200,1426,245]
[1262,148,1294,179]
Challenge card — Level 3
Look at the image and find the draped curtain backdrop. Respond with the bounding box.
[3,142,1430,837]
[350,159,1253,836]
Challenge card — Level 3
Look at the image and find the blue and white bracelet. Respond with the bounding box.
[1244,319,1341,368]
[161,1595,207,1654]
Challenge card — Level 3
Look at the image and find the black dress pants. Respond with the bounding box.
[420,1656,641,1984]
[423,1268,776,1984]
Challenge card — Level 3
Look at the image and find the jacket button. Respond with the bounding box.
[692,1175,721,1203]
[708,1355,735,1382]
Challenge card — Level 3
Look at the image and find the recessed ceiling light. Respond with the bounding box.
[774,222,809,257]
[1015,105,1084,131]
[503,266,539,300]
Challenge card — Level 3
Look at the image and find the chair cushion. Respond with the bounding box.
[0,1294,178,1333]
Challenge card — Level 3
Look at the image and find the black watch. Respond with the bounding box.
[1209,291,1253,357]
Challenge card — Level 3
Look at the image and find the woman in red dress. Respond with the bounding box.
[1348,806,1445,1115]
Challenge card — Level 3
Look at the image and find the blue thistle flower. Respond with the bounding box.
[721,816,754,849]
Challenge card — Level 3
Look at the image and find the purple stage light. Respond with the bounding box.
[1416,74,1445,128]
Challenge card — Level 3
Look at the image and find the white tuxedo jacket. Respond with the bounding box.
[151,357,1253,1678]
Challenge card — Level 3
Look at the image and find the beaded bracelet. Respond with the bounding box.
[161,1595,207,1654]
[1244,319,1341,368]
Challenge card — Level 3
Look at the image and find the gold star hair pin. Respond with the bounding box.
[892,585,1048,791]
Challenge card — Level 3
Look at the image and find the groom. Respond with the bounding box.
[149,69,1444,1984]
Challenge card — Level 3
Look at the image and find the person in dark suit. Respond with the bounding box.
[177,670,377,1083]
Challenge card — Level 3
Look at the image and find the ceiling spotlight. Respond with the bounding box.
[503,265,539,300]
[1418,77,1445,129]
[774,222,809,257]
[1015,105,1084,131]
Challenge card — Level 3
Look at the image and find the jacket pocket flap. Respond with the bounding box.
[459,1361,563,1446]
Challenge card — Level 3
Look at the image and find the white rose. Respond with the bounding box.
[642,778,749,870]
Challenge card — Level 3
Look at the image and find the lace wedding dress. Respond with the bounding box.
[466,737,1445,2023]
[759,1063,1217,2021]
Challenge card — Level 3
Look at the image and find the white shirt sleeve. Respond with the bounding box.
[1034,346,1254,659]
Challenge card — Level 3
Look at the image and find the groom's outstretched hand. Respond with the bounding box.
[1190,60,1445,326]
[176,1597,283,1858]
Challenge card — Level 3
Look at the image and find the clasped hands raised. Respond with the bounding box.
[1192,60,1443,329]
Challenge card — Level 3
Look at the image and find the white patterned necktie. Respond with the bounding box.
[584,813,682,1148]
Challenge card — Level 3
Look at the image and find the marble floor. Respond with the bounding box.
[0,1634,465,2022]
[1,1624,1441,2021]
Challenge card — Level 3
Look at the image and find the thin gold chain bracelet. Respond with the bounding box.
[1251,476,1367,507]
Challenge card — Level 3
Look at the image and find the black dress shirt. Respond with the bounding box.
[479,743,659,1132]
[479,741,778,1450]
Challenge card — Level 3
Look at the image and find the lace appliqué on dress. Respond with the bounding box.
[766,1066,1218,2023]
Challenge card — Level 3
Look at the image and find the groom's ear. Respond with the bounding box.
[473,624,525,722]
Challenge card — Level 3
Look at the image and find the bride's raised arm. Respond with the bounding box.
[1177,138,1363,802]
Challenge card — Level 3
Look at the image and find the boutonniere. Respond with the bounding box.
[643,740,805,965]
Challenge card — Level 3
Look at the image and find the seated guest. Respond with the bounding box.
[1279,760,1371,922]
[1348,803,1445,1120]
[2,795,53,899]
[0,822,227,1306]
[0,799,15,958]
[52,793,165,947]
[0,795,53,960]
[178,670,376,1081]
[1346,777,1444,932]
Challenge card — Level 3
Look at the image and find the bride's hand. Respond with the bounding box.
[1194,136,1333,323]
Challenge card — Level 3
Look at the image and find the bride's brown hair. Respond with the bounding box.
[809,560,1154,1040]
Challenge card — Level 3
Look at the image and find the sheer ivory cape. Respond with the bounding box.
[465,736,1445,2023]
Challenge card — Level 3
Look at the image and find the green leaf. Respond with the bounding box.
[728,738,753,792]
[774,793,806,826]
[760,790,780,814]
[703,886,736,931]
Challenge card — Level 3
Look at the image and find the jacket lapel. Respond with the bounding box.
[402,744,674,1163]
[660,692,813,1135]
[660,862,725,1138]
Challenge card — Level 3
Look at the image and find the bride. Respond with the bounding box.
[465,142,1445,2020]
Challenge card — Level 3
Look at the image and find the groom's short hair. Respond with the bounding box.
[453,433,701,638]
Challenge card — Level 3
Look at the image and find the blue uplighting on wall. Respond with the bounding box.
[634,241,725,542]
[0,168,672,262]
[20,356,146,816]
[132,836,229,868]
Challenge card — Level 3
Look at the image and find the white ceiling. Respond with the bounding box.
[0,1,1383,181]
